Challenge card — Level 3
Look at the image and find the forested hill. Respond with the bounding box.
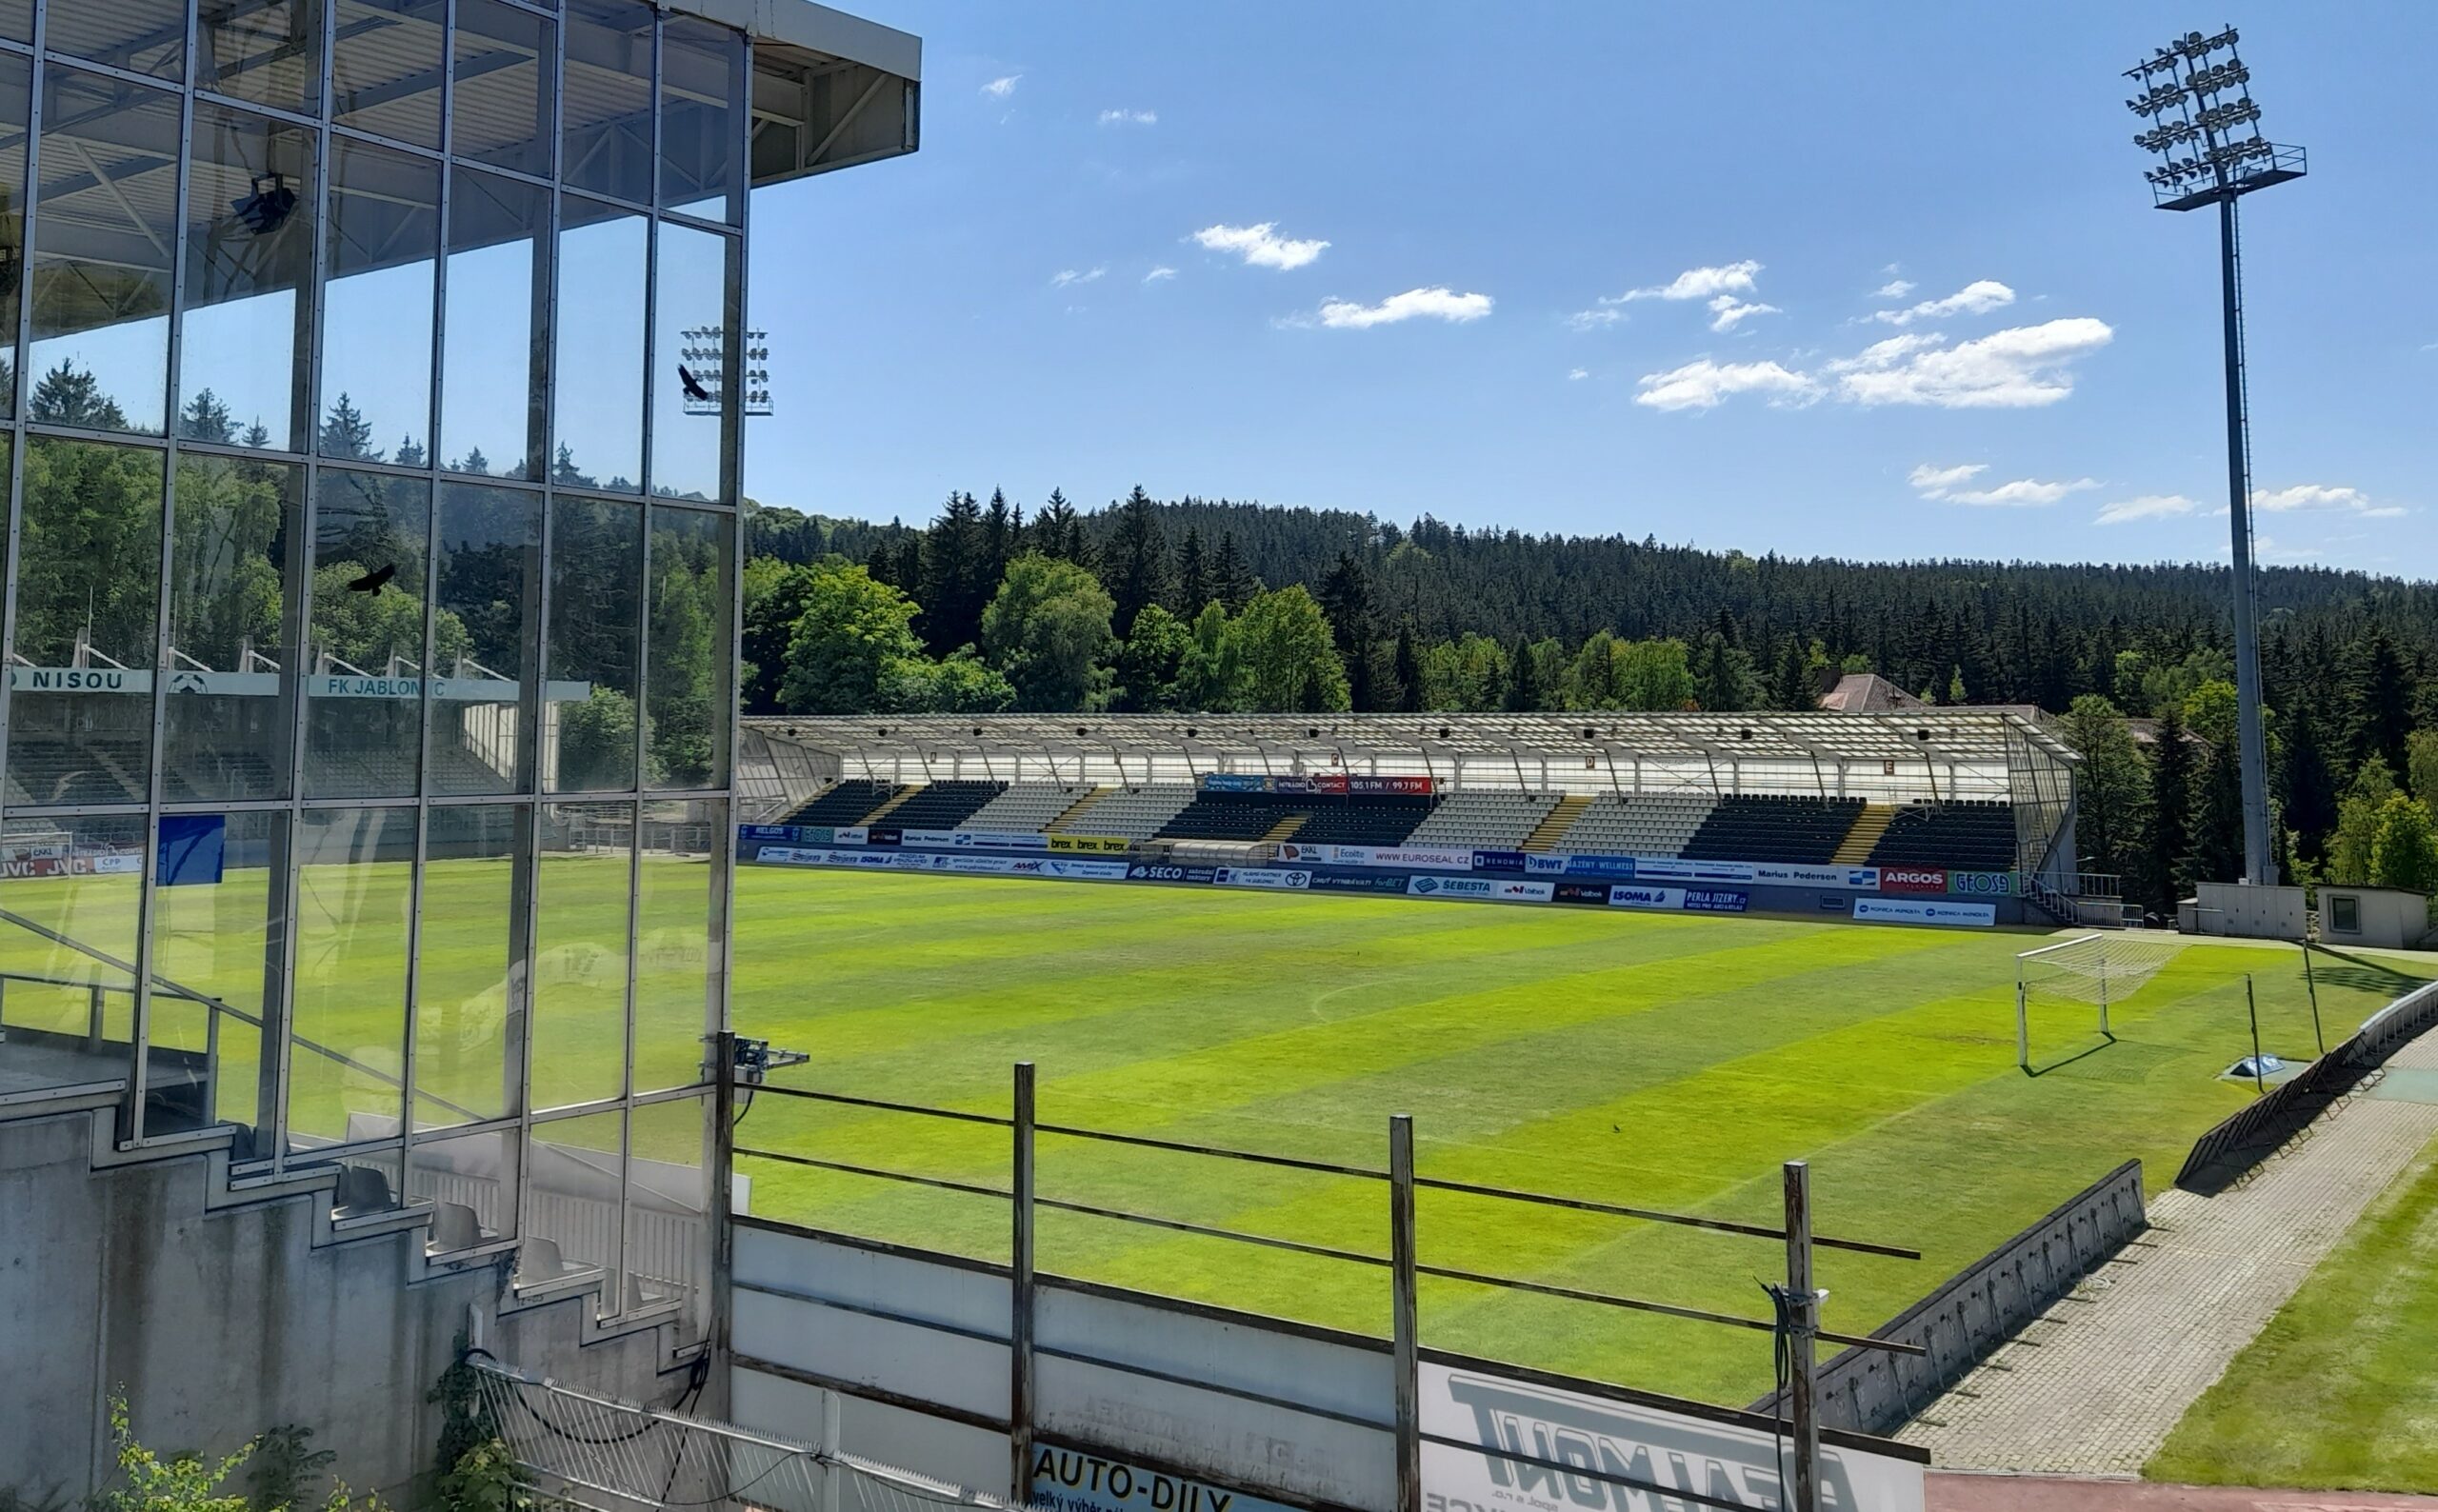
[746,490,2438,716]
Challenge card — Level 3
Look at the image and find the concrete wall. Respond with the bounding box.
[2320,887,2434,950]
[2186,881,2308,940]
[0,1109,691,1502]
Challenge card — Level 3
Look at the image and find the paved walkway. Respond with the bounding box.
[1900,1032,2438,1476]
[1928,1473,2438,1512]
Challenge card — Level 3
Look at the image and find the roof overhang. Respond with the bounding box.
[675,0,921,189]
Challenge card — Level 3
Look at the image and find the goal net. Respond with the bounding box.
[2014,932,2188,1070]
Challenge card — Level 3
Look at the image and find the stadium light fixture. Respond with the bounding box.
[2122,24,2305,888]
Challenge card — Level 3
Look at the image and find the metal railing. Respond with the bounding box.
[733,1064,1925,1512]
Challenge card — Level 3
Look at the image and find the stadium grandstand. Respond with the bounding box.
[738,709,2098,926]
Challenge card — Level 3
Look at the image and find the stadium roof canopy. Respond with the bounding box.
[746,708,2077,774]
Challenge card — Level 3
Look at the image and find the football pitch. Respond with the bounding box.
[729,865,2438,1405]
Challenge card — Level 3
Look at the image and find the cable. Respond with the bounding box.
[1758,1280,1798,1499]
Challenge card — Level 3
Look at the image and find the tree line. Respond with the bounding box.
[744,486,2438,908]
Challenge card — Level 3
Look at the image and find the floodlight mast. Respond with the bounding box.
[2125,25,2305,888]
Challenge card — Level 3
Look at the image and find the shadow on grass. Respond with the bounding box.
[2307,945,2432,1003]
[2023,1032,2116,1078]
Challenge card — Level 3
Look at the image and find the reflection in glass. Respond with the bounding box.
[289,807,416,1154]
[199,0,324,115]
[0,54,30,418]
[661,16,745,222]
[0,0,26,44]
[145,811,285,1143]
[332,0,447,148]
[532,803,631,1110]
[646,507,731,790]
[552,200,646,490]
[181,103,318,453]
[545,496,641,792]
[167,454,303,803]
[415,805,527,1129]
[633,801,720,1094]
[453,0,554,178]
[7,438,163,806]
[411,1125,519,1251]
[42,0,184,80]
[525,1108,624,1303]
[0,816,144,1103]
[627,1095,709,1328]
[30,69,180,435]
[441,169,547,479]
[305,469,430,799]
[324,137,438,464]
[431,485,540,795]
[562,0,654,204]
[649,224,730,502]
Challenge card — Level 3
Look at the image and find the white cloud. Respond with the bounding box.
[2095,494,2200,525]
[1050,266,1106,288]
[1142,265,1176,284]
[1310,287,1493,329]
[1872,279,1917,299]
[1707,295,1780,332]
[1566,307,1625,331]
[1191,222,1329,270]
[1633,359,1819,412]
[2248,535,2323,563]
[1098,108,1157,127]
[1871,279,2016,327]
[1832,317,2113,408]
[1620,260,1763,303]
[1908,462,2096,507]
[1568,368,1589,381]
[981,74,1021,100]
[2251,484,2407,519]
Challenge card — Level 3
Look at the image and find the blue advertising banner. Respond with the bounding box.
[1682,888,1751,913]
[1310,871,1415,894]
[158,814,227,887]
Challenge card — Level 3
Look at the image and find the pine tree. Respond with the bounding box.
[181,387,237,445]
[1102,486,1170,638]
[1031,487,1090,567]
[320,392,380,460]
[29,360,130,429]
[982,487,1015,592]
[454,443,485,475]
[1504,636,1540,711]
[919,491,987,653]
[1211,531,1255,612]
[2280,706,2339,861]
[1769,636,1812,711]
[1317,550,1372,658]
[2348,627,2416,780]
[1390,626,1425,713]
[2146,706,2194,910]
[1174,526,1209,614]
[396,435,428,468]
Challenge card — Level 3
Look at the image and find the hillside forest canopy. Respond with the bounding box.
[743,487,2438,914]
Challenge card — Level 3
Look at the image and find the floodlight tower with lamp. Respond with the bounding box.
[2125,25,2305,888]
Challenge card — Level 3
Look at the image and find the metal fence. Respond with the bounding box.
[733,1064,1926,1512]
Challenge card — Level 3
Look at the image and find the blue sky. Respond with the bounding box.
[741,1,2437,578]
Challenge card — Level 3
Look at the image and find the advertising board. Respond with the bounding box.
[1875,866,1948,894]
[1852,898,1996,926]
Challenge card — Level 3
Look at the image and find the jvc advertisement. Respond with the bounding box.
[1853,897,1997,927]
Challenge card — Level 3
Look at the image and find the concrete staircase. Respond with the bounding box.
[1260,813,1308,845]
[1523,794,1591,852]
[857,786,920,826]
[1043,786,1111,832]
[1833,802,1896,865]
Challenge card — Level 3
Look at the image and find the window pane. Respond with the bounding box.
[167,453,303,803]
[633,800,717,1093]
[305,468,430,799]
[144,810,284,1144]
[0,0,26,44]
[525,1107,623,1303]
[562,0,653,204]
[551,199,644,490]
[411,1124,518,1252]
[323,137,437,463]
[627,1094,709,1330]
[648,223,729,502]
[332,0,447,148]
[181,103,318,453]
[30,69,178,435]
[430,483,539,795]
[440,168,545,479]
[7,437,163,806]
[0,816,143,1102]
[453,0,553,177]
[532,802,630,1110]
[0,54,30,418]
[288,806,415,1152]
[660,16,743,222]
[415,804,525,1129]
[199,0,325,116]
[645,506,730,789]
[545,495,640,792]
[45,0,184,81]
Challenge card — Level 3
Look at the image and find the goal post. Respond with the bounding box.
[2015,932,2188,1071]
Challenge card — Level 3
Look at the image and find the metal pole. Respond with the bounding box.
[2302,944,2325,1057]
[2247,976,2266,1095]
[1784,1161,1819,1512]
[709,1028,736,1389]
[2015,982,2029,1074]
[2217,190,2274,887]
[1009,1062,1036,1502]
[1389,1113,1421,1512]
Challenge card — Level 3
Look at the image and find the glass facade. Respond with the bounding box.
[0,0,749,1346]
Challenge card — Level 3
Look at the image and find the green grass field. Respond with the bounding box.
[727,866,2437,1405]
[2148,1127,2438,1493]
